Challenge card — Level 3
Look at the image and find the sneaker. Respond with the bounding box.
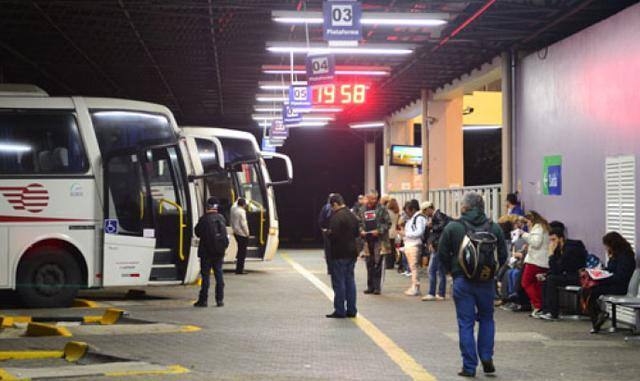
[402,271,412,277]
[435,295,446,301]
[481,359,495,374]
[193,301,207,308]
[499,302,514,311]
[404,287,420,296]
[421,294,436,301]
[530,309,543,318]
[363,289,374,295]
[540,313,558,321]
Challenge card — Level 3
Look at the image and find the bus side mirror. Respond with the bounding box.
[262,152,293,187]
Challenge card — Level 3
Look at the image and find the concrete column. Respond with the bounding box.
[421,89,431,202]
[382,120,390,195]
[364,135,376,193]
[501,52,513,199]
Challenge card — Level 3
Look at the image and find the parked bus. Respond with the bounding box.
[0,85,206,307]
[181,127,292,263]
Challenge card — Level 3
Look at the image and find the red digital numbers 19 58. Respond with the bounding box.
[313,84,367,105]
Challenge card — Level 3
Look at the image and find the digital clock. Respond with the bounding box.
[312,84,368,105]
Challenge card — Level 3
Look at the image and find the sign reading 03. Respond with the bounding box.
[311,83,368,105]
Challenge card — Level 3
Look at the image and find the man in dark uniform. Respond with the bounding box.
[359,190,391,295]
[194,197,229,308]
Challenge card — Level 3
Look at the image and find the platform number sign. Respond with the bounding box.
[282,105,302,125]
[305,54,335,85]
[288,85,311,107]
[323,0,362,42]
[104,219,118,234]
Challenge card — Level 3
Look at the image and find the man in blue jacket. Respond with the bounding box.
[437,193,508,377]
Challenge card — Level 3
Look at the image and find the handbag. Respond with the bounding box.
[579,269,599,289]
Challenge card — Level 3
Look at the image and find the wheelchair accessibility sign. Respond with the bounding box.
[104,219,118,234]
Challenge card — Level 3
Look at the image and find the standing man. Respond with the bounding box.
[231,198,250,275]
[326,193,360,318]
[318,194,335,275]
[194,197,230,308]
[437,193,507,377]
[359,190,391,295]
[422,201,450,301]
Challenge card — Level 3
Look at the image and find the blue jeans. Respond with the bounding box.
[507,268,521,296]
[199,256,224,303]
[428,253,446,297]
[329,258,357,316]
[452,277,495,374]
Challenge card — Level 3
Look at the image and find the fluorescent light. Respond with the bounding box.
[273,17,323,24]
[267,45,413,56]
[307,107,343,113]
[259,81,307,91]
[349,121,385,129]
[256,95,287,103]
[252,115,281,121]
[463,125,502,131]
[263,69,306,75]
[262,65,390,77]
[0,143,32,153]
[272,11,448,27]
[303,115,334,121]
[288,121,328,128]
[254,107,282,113]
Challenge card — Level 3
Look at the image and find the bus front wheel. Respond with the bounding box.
[16,248,82,308]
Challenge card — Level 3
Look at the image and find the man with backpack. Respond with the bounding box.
[194,197,230,308]
[437,193,508,378]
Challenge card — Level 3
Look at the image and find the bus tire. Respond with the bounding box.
[16,248,82,308]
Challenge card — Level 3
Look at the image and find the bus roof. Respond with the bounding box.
[181,126,260,153]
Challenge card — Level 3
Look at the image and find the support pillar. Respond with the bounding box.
[382,120,390,196]
[421,89,431,202]
[364,134,376,193]
[501,52,513,200]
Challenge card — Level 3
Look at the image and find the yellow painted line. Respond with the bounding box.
[0,368,20,381]
[0,350,63,361]
[72,299,100,308]
[179,325,202,333]
[281,253,437,381]
[104,364,190,377]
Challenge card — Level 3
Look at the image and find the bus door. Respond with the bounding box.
[233,161,268,259]
[102,145,192,285]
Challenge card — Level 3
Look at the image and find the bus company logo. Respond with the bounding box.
[0,183,49,213]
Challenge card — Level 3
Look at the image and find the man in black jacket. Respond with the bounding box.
[194,197,229,308]
[318,194,335,275]
[326,193,360,318]
[540,222,587,320]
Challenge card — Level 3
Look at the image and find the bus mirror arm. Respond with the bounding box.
[262,152,293,186]
[267,179,293,187]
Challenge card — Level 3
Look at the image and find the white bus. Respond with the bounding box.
[182,127,292,263]
[0,86,204,307]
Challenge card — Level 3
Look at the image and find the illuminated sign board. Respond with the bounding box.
[305,54,335,85]
[311,83,368,105]
[323,0,362,42]
[390,145,422,167]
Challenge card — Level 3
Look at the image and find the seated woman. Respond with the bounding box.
[540,222,587,321]
[589,231,636,333]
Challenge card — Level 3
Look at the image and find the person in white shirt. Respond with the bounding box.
[230,198,250,274]
[400,199,426,296]
[519,210,551,317]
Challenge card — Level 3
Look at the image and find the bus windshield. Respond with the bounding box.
[217,136,258,165]
[91,110,176,156]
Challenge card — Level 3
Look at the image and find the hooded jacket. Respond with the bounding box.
[437,208,508,279]
[548,239,587,278]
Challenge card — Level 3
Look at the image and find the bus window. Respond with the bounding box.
[91,110,175,157]
[195,138,219,174]
[105,154,147,235]
[0,112,88,174]
[236,163,265,211]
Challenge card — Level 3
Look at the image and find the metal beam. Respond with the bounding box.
[117,0,182,115]
[207,0,224,116]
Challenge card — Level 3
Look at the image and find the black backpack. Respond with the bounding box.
[458,220,498,282]
[212,217,230,254]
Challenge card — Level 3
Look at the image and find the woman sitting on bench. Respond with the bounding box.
[589,232,636,333]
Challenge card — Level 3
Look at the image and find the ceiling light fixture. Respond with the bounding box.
[462,125,502,131]
[272,11,448,27]
[256,95,288,103]
[267,45,413,56]
[349,121,385,129]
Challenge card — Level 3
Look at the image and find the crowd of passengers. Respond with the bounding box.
[319,191,639,334]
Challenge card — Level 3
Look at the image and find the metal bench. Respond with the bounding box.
[601,268,640,337]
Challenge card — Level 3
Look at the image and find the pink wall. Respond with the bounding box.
[515,3,640,254]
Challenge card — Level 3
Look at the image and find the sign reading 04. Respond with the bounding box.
[312,83,368,105]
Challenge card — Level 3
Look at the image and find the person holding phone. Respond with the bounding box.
[359,190,391,295]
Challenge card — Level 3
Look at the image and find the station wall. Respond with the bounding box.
[515,3,640,255]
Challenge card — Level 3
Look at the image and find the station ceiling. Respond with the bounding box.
[0,0,636,129]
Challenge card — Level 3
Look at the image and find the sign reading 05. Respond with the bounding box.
[312,83,368,105]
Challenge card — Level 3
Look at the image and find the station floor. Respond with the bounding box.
[1,249,639,381]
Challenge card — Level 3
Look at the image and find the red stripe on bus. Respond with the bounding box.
[0,215,92,223]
